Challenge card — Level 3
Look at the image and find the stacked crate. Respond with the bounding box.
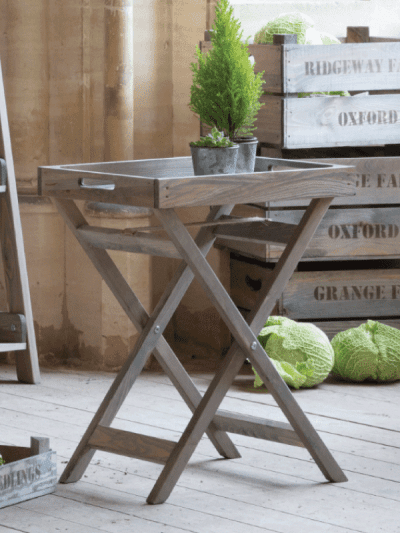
[205,27,400,338]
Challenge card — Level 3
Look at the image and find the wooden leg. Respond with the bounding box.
[56,200,239,484]
[147,199,346,504]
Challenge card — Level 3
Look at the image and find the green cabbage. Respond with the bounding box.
[253,316,334,389]
[254,12,350,98]
[331,320,400,382]
[319,31,341,45]
[254,12,315,45]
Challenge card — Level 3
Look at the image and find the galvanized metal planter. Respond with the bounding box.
[232,137,258,173]
[190,144,239,176]
[0,437,57,509]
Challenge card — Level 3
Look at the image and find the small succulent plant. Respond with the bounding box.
[190,127,236,148]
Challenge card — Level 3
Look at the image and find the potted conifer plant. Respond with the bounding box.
[189,0,264,175]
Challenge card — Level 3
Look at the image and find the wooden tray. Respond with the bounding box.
[38,156,354,208]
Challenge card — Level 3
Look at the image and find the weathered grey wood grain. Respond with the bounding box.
[89,426,176,464]
[283,94,400,149]
[283,42,400,93]
[283,268,400,320]
[0,439,56,509]
[30,437,50,456]
[56,199,239,486]
[156,164,355,208]
[213,411,305,447]
[4,365,400,530]
[44,153,355,505]
[215,238,272,261]
[268,206,400,260]
[231,257,400,320]
[78,226,180,258]
[58,156,195,178]
[122,215,271,234]
[0,62,39,384]
[267,157,400,207]
[213,220,296,245]
[39,168,155,208]
[148,200,346,504]
[230,258,275,312]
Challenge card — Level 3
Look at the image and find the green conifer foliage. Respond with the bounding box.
[189,0,264,140]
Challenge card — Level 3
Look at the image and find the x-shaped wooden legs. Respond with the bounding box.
[57,196,347,505]
[57,199,241,485]
[146,198,347,504]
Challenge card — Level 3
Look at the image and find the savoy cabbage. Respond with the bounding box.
[254,316,335,389]
[331,321,400,382]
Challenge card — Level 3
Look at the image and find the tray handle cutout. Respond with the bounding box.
[79,178,115,191]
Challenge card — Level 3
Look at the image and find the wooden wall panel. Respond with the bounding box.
[0,0,49,194]
[104,0,134,162]
[134,0,173,160]
[172,0,207,156]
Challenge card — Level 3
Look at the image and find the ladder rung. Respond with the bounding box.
[0,343,27,352]
[78,225,181,258]
[214,410,305,448]
[213,220,297,245]
[89,426,177,464]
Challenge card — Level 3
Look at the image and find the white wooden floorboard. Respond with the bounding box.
[0,525,27,533]
[1,365,400,532]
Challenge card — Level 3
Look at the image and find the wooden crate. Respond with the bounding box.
[217,156,400,262]
[0,437,57,509]
[231,255,400,339]
[201,26,400,150]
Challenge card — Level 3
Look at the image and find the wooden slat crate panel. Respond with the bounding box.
[268,206,400,261]
[285,269,400,320]
[282,94,400,149]
[231,257,400,320]
[283,42,400,93]
[254,95,282,146]
[201,39,400,94]
[201,32,400,149]
[231,258,275,311]
[265,156,400,207]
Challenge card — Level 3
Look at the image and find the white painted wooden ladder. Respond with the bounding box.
[0,62,40,384]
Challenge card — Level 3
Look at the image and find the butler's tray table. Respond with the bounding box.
[38,155,355,504]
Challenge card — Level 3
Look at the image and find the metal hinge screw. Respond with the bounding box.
[154,326,160,334]
[251,341,257,351]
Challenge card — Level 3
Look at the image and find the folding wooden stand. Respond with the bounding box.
[0,62,39,384]
[38,156,355,503]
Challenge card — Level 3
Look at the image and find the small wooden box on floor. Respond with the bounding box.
[0,437,57,509]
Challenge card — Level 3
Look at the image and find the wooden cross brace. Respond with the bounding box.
[56,196,347,505]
